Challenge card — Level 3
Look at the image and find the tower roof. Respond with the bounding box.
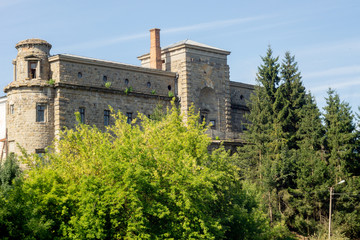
[15,39,52,49]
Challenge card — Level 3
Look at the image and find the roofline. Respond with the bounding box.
[138,42,231,60]
[49,54,176,77]
[230,81,255,90]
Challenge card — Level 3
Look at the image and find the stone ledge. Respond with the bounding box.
[54,83,176,101]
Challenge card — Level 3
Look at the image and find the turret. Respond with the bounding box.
[5,39,54,156]
[13,39,52,83]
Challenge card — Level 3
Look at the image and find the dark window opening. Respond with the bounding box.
[104,110,110,126]
[209,120,216,129]
[240,95,244,100]
[79,107,85,124]
[35,149,45,158]
[78,72,82,78]
[9,104,14,114]
[147,82,151,88]
[168,85,171,91]
[125,79,129,85]
[200,109,209,124]
[126,112,132,124]
[29,61,37,79]
[36,104,45,122]
[200,114,207,123]
[103,75,108,82]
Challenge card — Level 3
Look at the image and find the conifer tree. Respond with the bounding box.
[274,52,306,150]
[323,89,357,182]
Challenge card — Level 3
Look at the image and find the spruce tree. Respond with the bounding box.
[274,52,306,150]
[323,89,357,182]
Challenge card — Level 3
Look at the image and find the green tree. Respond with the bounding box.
[323,89,357,181]
[14,103,271,239]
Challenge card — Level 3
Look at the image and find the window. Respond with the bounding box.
[79,107,85,124]
[126,112,132,124]
[36,104,46,122]
[200,110,208,123]
[35,149,45,158]
[9,104,14,114]
[209,120,216,129]
[78,72,82,78]
[103,75,108,83]
[104,110,110,126]
[168,85,172,91]
[124,79,129,85]
[29,61,37,79]
[147,82,151,88]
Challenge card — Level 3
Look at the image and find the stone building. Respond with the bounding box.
[1,29,253,158]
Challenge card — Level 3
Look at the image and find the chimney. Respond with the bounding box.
[150,28,162,70]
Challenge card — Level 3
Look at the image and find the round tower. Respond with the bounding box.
[5,39,55,156]
[14,38,52,82]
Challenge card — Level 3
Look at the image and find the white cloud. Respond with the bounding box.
[303,65,360,79]
[310,77,360,93]
[59,15,272,51]
[297,39,360,57]
[58,32,149,52]
[162,16,271,34]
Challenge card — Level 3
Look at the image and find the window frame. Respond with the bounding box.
[36,104,46,122]
[126,112,132,124]
[104,110,110,126]
[79,107,85,124]
[29,61,37,79]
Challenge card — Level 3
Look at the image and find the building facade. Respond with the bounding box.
[1,29,253,158]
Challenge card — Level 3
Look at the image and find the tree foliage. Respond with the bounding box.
[240,47,360,239]
[0,103,273,239]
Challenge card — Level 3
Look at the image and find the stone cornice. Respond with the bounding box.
[55,82,175,100]
[138,43,230,61]
[49,54,176,78]
[5,82,175,101]
[230,81,255,90]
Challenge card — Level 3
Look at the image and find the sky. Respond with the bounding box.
[0,0,359,114]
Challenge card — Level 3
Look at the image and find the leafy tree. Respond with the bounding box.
[12,103,272,239]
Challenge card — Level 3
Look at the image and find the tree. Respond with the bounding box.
[10,103,272,239]
[323,89,357,181]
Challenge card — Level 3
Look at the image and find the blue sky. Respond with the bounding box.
[1,0,359,114]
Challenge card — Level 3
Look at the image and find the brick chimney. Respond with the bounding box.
[150,28,162,70]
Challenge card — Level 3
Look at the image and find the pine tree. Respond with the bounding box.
[323,89,357,182]
[274,52,306,150]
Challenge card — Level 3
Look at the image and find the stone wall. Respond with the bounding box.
[230,81,254,132]
[139,41,232,134]
[49,54,176,97]
[6,87,55,155]
[54,87,173,132]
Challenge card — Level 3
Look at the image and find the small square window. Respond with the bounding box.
[79,107,85,124]
[36,104,46,122]
[104,110,110,126]
[126,112,132,124]
[78,72,83,78]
